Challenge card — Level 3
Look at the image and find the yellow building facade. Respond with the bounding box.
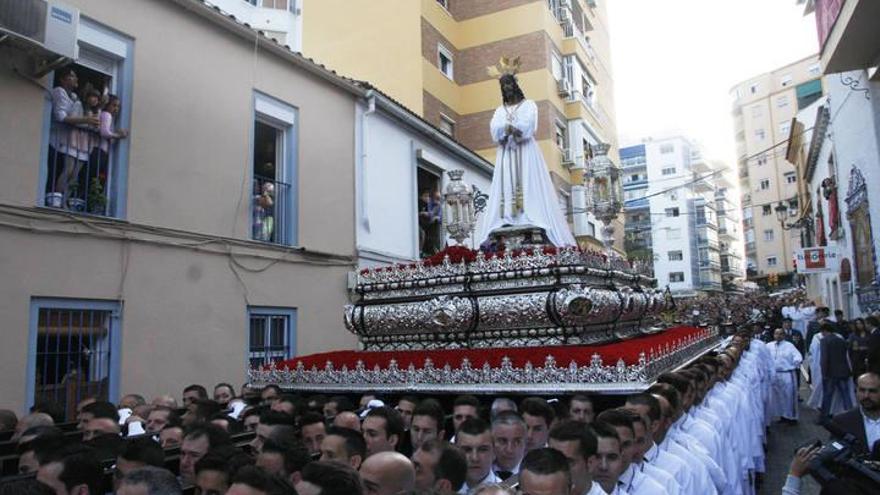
[730,55,823,283]
[299,0,622,250]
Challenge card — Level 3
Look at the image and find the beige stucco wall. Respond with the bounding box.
[0,0,358,413]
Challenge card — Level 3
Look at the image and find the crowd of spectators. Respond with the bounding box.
[3,288,878,494]
[0,325,789,495]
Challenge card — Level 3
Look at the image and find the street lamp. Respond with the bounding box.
[775,200,810,231]
[443,169,475,245]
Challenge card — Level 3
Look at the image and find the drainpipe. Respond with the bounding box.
[360,90,377,231]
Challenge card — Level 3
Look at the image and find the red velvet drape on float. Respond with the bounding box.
[276,326,707,371]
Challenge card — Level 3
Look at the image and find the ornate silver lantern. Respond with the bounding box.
[443,169,475,245]
[585,143,623,253]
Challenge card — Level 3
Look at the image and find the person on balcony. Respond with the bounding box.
[88,94,128,194]
[477,57,576,248]
[253,179,275,242]
[49,67,100,202]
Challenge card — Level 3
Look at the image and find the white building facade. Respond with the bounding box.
[636,137,724,296]
[355,90,493,267]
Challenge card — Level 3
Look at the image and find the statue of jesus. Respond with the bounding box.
[477,57,576,247]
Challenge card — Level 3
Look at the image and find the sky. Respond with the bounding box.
[608,0,819,164]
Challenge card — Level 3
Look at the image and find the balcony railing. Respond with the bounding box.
[45,122,116,216]
[697,236,720,250]
[745,241,756,252]
[252,175,291,244]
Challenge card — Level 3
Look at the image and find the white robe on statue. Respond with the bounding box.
[477,99,577,247]
[769,340,802,420]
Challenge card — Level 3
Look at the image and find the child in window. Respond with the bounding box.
[253,179,275,241]
[86,95,128,209]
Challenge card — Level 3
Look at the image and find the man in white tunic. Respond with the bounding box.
[770,328,803,423]
[478,58,576,247]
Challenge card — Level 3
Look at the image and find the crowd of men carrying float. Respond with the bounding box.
[2,289,880,495]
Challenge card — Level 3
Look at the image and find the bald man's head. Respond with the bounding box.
[151,395,178,409]
[84,417,120,441]
[333,411,361,431]
[359,451,415,495]
[13,412,54,441]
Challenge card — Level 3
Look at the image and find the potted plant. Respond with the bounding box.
[87,177,107,215]
[45,191,64,208]
[66,184,86,212]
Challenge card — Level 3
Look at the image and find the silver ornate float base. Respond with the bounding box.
[346,247,661,351]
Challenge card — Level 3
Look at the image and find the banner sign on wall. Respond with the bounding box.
[795,246,840,273]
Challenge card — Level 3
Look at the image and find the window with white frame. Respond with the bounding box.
[665,207,680,217]
[779,122,791,136]
[555,122,568,150]
[248,308,296,369]
[660,144,674,154]
[785,172,796,184]
[581,72,597,107]
[28,299,121,415]
[668,250,683,261]
[439,115,455,137]
[551,52,564,82]
[755,129,766,140]
[662,167,676,176]
[438,44,454,80]
[669,272,685,283]
[757,154,767,166]
[766,256,778,267]
[762,204,772,216]
[763,229,774,241]
[558,188,572,220]
[43,18,133,218]
[777,95,789,108]
[253,92,298,245]
[760,179,770,190]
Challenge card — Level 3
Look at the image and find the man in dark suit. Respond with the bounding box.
[865,316,880,374]
[820,322,854,418]
[834,309,849,339]
[830,372,880,457]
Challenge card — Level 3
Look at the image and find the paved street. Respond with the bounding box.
[760,385,824,495]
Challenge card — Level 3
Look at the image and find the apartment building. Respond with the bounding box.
[0,0,492,414]
[714,170,746,292]
[621,144,652,268]
[622,137,725,296]
[730,55,824,284]
[210,0,623,250]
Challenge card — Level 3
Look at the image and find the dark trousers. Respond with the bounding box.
[821,377,853,416]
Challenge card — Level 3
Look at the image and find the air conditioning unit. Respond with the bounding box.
[556,78,572,97]
[0,0,79,76]
[562,148,574,165]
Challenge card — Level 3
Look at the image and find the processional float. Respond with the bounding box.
[249,144,719,396]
